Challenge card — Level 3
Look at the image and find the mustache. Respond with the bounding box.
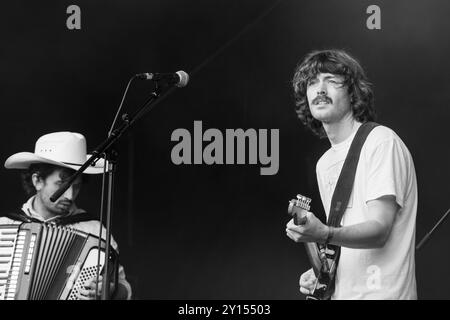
[312,96,332,105]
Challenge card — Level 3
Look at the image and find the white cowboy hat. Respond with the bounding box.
[4,132,107,174]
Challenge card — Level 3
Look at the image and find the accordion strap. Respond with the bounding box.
[54,212,99,225]
[1,211,42,223]
[1,210,98,226]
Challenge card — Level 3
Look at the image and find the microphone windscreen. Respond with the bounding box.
[175,71,189,88]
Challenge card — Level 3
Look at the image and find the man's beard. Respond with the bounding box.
[52,201,72,215]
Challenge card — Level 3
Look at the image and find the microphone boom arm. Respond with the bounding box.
[49,86,170,202]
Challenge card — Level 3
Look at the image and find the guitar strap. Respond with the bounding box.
[324,121,379,292]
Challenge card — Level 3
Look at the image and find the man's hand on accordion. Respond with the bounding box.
[286,211,329,244]
[78,275,115,300]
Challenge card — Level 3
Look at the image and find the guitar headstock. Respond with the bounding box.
[288,194,312,225]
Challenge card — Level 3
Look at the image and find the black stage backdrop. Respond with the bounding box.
[1,0,449,299]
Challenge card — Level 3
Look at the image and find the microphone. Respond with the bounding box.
[136,70,189,88]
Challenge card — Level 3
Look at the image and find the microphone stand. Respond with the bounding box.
[50,81,178,299]
[416,207,450,250]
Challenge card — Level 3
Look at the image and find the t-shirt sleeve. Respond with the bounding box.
[365,138,408,208]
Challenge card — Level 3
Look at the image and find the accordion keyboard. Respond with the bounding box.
[0,226,21,300]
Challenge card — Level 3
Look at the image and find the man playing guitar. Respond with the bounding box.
[285,49,418,299]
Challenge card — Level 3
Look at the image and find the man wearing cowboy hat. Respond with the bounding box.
[0,131,132,300]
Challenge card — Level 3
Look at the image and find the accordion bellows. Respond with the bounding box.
[0,222,118,300]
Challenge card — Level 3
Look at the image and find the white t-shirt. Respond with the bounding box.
[316,123,418,300]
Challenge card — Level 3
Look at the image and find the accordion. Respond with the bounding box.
[0,222,118,300]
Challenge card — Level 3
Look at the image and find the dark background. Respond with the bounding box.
[1,0,449,299]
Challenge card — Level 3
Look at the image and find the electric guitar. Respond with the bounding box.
[287,194,337,300]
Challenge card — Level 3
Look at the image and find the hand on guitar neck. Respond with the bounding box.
[286,197,329,244]
[286,194,337,300]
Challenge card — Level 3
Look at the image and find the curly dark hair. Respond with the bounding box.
[292,49,376,138]
[21,163,87,196]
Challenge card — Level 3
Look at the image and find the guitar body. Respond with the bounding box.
[288,194,337,300]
